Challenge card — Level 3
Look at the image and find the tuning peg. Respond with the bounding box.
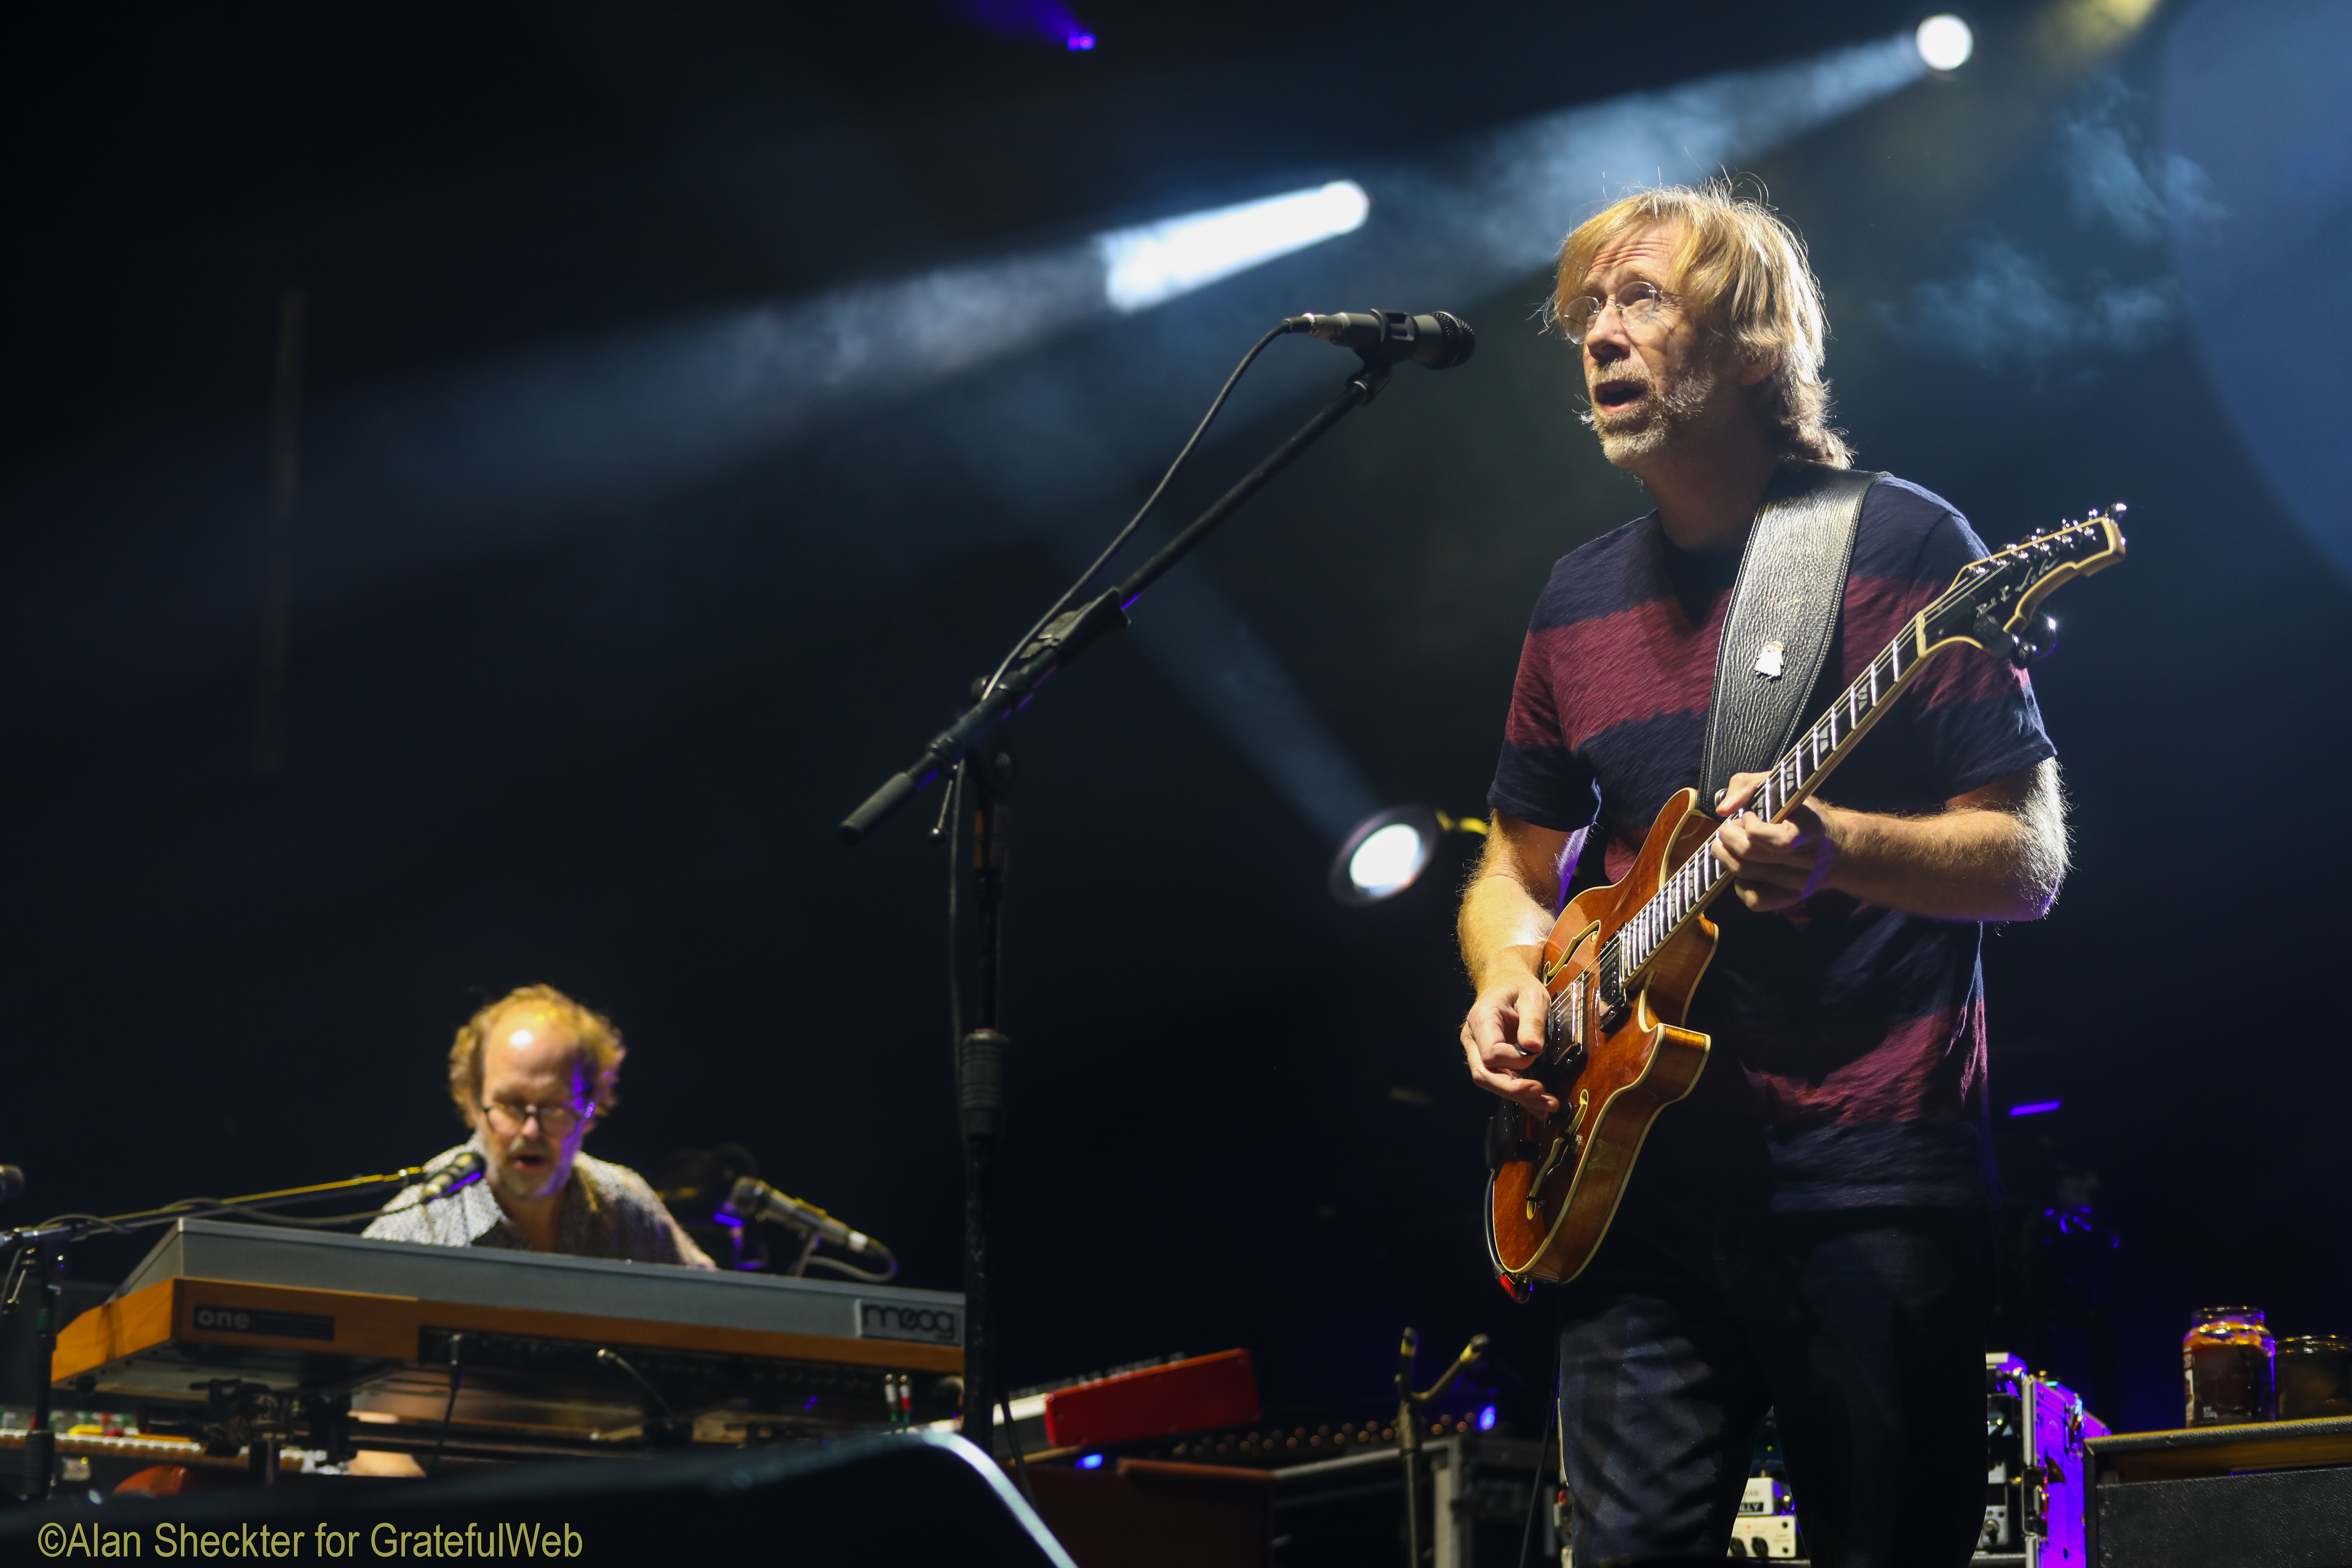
[1973,607,2019,662]
[2010,612,2060,667]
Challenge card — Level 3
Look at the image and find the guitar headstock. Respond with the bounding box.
[1923,505,2128,664]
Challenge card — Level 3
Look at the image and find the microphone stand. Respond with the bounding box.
[1395,1328,1486,1568]
[1,1169,428,1503]
[841,349,1401,1463]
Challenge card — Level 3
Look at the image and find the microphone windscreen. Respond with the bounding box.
[1413,312,1476,370]
[727,1176,771,1218]
[424,1149,486,1197]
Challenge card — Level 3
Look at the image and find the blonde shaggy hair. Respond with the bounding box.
[446,983,626,1125]
[1550,179,1851,468]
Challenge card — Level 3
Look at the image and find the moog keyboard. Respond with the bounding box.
[51,1220,964,1458]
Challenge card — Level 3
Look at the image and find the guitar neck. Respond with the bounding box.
[1615,607,1947,980]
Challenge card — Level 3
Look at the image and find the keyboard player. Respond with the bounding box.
[365,985,715,1269]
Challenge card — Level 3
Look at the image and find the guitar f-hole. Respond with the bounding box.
[1524,1136,1569,1220]
[1521,1086,1594,1221]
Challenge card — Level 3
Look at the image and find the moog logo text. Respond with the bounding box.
[857,1302,961,1345]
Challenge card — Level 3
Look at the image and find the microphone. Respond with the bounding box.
[721,1177,893,1261]
[1284,310,1476,369]
[415,1150,486,1203]
[0,1166,22,1203]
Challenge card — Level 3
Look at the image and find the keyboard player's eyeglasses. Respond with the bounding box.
[481,1100,593,1135]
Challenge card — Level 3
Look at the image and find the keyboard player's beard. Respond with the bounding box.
[488,1135,575,1203]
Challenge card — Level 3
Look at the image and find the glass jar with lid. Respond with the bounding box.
[2278,1335,2352,1420]
[2184,1306,2276,1426]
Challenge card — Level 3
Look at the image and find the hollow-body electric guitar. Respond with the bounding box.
[1484,507,2126,1297]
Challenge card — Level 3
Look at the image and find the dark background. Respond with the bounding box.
[3,0,2345,1438]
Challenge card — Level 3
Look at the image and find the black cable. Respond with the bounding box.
[1000,1393,1040,1510]
[21,1212,133,1238]
[194,1200,393,1228]
[429,1333,466,1477]
[1,1246,33,1310]
[595,1349,677,1420]
[27,1200,360,1237]
[930,322,1292,1521]
[802,1253,899,1284]
[940,324,1290,1155]
[973,321,1293,704]
[945,760,966,1054]
[1518,1362,1561,1567]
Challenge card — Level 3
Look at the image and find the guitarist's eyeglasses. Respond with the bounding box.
[1561,280,1678,344]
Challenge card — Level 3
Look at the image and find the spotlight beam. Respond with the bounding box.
[1099,182,1369,314]
[2,35,1940,855]
[278,36,1927,561]
[163,34,1930,609]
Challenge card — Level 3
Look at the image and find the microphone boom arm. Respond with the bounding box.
[0,1164,434,1504]
[840,347,1393,843]
[0,1168,434,1255]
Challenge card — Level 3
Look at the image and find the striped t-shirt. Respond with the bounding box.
[1486,476,2054,1210]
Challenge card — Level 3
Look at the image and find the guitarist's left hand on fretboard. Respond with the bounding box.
[1710,771,1838,912]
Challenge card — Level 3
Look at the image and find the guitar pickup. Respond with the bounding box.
[1597,944,1629,1031]
[1545,977,1589,1072]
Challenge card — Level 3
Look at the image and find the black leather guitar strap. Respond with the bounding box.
[1696,461,1883,812]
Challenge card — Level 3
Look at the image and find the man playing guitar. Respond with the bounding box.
[1457,181,2067,1565]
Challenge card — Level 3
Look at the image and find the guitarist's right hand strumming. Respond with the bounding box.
[1461,761,2064,1117]
[1457,811,1574,1117]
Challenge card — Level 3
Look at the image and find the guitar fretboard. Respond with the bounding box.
[1606,605,1942,982]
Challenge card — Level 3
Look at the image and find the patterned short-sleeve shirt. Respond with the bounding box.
[364,1140,716,1268]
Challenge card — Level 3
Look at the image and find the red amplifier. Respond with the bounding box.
[1042,1350,1261,1450]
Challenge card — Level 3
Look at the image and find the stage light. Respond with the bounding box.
[1328,807,1492,906]
[2008,1099,2061,1117]
[1098,181,1370,315]
[1477,1405,1498,1432]
[948,0,1093,49]
[1352,824,1427,896]
[1331,806,1440,905]
[1916,15,1974,71]
[1076,1452,1105,1469]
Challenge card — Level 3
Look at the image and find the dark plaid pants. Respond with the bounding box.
[1552,1123,1987,1568]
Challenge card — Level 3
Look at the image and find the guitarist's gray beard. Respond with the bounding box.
[1584,355,1728,469]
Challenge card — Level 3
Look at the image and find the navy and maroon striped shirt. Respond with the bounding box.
[1487,476,2054,1210]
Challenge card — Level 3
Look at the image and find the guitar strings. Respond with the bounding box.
[1592,524,2080,985]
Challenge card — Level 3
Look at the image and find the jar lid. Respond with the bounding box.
[2192,1305,2265,1321]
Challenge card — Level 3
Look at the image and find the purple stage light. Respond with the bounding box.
[2008,1100,2062,1117]
[1477,1405,1498,1432]
[1077,1452,1105,1469]
[950,0,1095,49]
